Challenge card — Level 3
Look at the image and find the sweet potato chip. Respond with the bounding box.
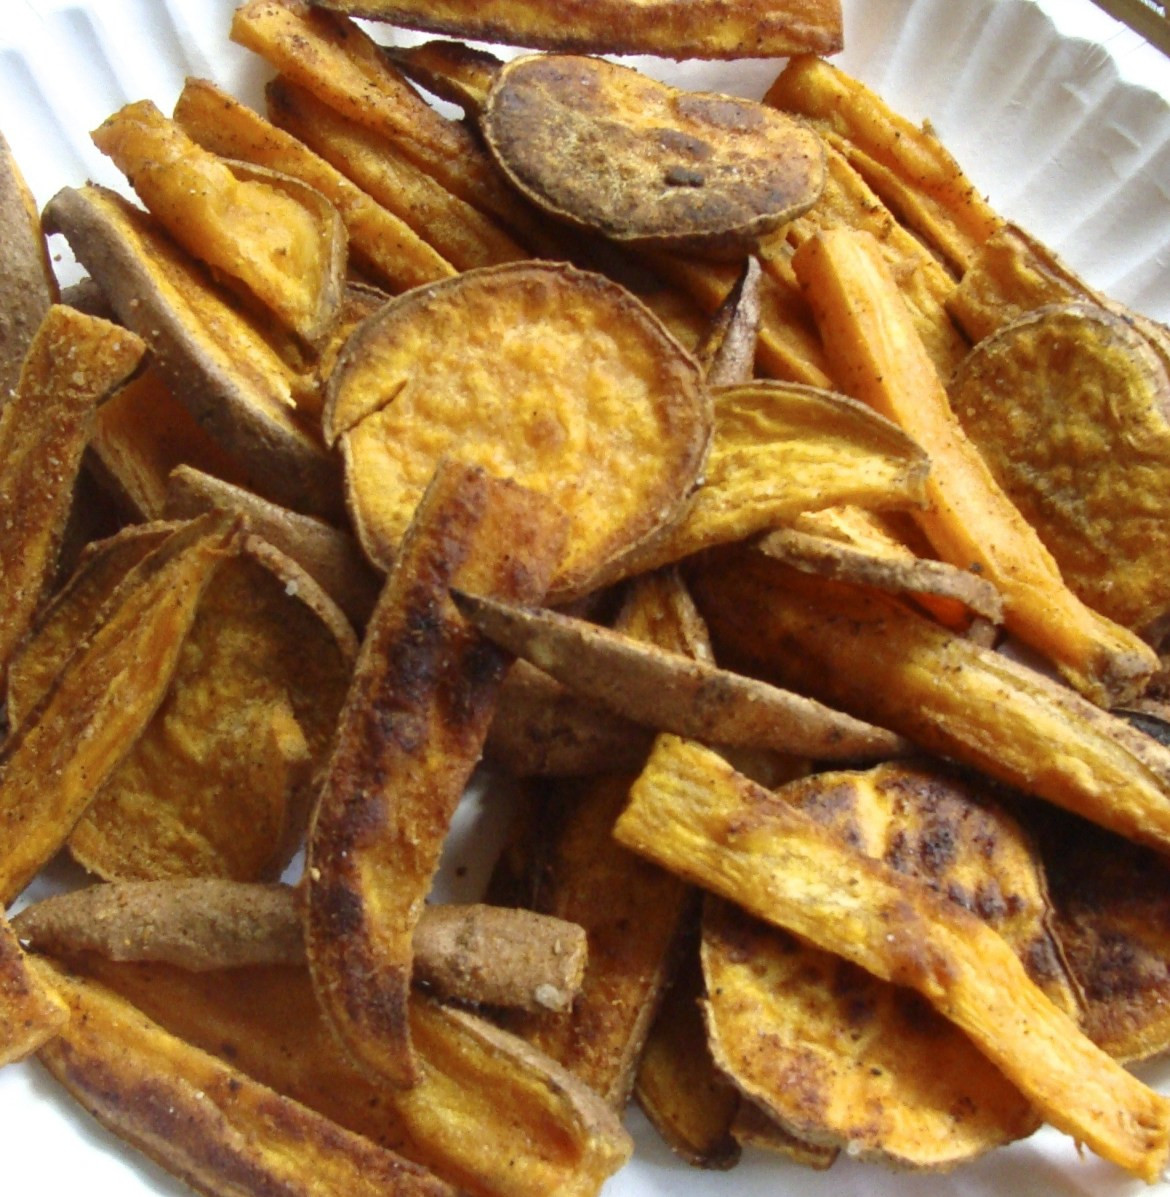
[614,736,1170,1181]
[324,262,710,596]
[700,759,1079,1168]
[67,536,356,882]
[92,98,346,345]
[0,129,55,407]
[305,460,567,1086]
[33,958,460,1197]
[0,305,144,686]
[949,302,1170,636]
[0,515,238,906]
[792,226,1157,705]
[481,54,825,258]
[43,184,343,520]
[312,0,844,60]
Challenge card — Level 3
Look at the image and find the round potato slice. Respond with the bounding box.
[324,261,711,596]
[481,55,825,257]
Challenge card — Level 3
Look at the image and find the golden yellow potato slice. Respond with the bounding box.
[324,262,711,596]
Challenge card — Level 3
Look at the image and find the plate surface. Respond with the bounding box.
[2,1,1170,1195]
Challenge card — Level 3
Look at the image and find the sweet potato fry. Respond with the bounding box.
[312,0,844,60]
[949,302,1170,636]
[765,54,1002,275]
[695,257,762,387]
[61,956,632,1197]
[0,515,239,906]
[305,460,567,1086]
[164,464,381,630]
[43,184,343,520]
[0,304,144,685]
[614,735,1170,1181]
[324,262,710,597]
[13,882,587,1013]
[599,378,930,583]
[481,54,824,258]
[691,551,1170,854]
[451,589,909,762]
[33,957,460,1197]
[92,98,346,345]
[0,914,67,1066]
[0,129,56,408]
[791,226,1157,705]
[263,76,527,273]
[173,77,456,295]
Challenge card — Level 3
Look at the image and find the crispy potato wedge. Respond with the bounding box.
[43,184,343,520]
[68,538,356,882]
[263,76,528,273]
[0,304,144,685]
[949,302,1170,636]
[324,262,710,597]
[632,942,743,1169]
[33,958,460,1197]
[792,226,1157,705]
[690,551,1170,855]
[700,759,1078,1168]
[481,54,824,258]
[62,957,631,1197]
[312,0,844,60]
[165,464,381,630]
[305,460,567,1086]
[90,366,253,521]
[0,914,67,1066]
[599,379,930,583]
[1024,802,1170,1064]
[92,98,346,345]
[13,882,587,1013]
[765,54,1002,275]
[174,77,456,295]
[614,736,1170,1181]
[0,515,239,906]
[453,589,909,762]
[0,129,56,407]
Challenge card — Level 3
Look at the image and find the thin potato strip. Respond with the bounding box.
[690,551,1170,854]
[695,256,763,387]
[43,184,343,520]
[173,77,456,295]
[32,958,459,1197]
[0,515,239,907]
[311,0,844,59]
[0,914,67,1066]
[614,736,1170,1182]
[0,305,144,684]
[305,460,567,1086]
[63,957,632,1197]
[384,39,500,111]
[451,589,909,762]
[791,227,1157,705]
[765,54,1002,275]
[264,76,528,273]
[0,129,56,407]
[13,883,587,1013]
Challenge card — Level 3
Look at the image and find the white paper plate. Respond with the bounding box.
[2,1,1170,1195]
